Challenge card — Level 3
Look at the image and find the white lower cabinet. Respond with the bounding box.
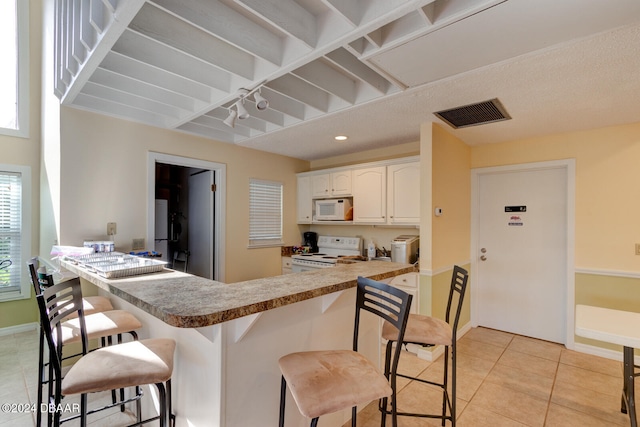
[387,272,419,314]
[282,257,292,274]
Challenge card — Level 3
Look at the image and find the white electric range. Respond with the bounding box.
[291,236,362,272]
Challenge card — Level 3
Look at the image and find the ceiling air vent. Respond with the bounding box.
[434,98,511,129]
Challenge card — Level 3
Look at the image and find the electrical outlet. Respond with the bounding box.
[636,243,640,256]
[132,238,145,250]
[107,222,117,236]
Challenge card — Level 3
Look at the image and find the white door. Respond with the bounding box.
[473,163,570,344]
[188,170,214,279]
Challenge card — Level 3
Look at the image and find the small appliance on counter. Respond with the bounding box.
[391,235,419,264]
[303,231,319,253]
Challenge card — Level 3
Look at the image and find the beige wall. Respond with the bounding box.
[471,122,640,348]
[0,0,42,328]
[56,108,309,284]
[471,122,640,272]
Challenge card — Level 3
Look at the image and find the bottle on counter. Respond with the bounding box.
[367,239,376,260]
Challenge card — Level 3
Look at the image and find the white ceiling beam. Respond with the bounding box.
[100,52,212,103]
[61,0,146,104]
[178,122,242,144]
[80,0,96,51]
[259,87,305,121]
[151,0,283,66]
[243,102,285,127]
[191,114,253,138]
[129,3,254,79]
[291,60,357,104]
[89,68,196,111]
[267,75,329,112]
[82,82,185,118]
[113,30,231,93]
[322,0,361,26]
[325,48,392,94]
[73,93,169,128]
[233,0,317,48]
[71,0,87,63]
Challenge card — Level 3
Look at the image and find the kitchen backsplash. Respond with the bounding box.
[292,225,419,258]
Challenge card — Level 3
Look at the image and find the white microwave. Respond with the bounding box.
[315,199,352,221]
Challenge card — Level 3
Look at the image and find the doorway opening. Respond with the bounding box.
[147,153,226,282]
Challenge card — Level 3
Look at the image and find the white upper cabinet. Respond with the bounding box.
[387,162,420,225]
[297,157,420,226]
[352,166,386,224]
[297,176,313,224]
[311,171,352,198]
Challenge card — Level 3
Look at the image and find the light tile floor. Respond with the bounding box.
[349,327,634,427]
[0,327,634,426]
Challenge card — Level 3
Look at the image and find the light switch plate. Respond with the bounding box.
[107,222,116,235]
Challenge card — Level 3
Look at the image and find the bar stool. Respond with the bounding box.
[380,265,469,426]
[27,259,142,426]
[36,276,175,427]
[278,276,412,427]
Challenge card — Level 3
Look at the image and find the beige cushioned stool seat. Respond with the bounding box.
[80,296,114,315]
[278,350,392,419]
[382,313,452,346]
[60,310,143,344]
[62,338,176,395]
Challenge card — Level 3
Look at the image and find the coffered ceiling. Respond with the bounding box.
[55,0,640,160]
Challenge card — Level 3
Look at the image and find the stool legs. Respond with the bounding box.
[622,346,638,427]
[382,341,456,426]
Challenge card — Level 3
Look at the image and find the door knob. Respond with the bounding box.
[480,255,487,261]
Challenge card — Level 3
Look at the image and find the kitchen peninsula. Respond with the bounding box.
[60,258,416,427]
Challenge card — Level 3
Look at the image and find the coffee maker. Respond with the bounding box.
[303,231,318,253]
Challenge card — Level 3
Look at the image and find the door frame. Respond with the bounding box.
[470,159,575,349]
[147,152,226,282]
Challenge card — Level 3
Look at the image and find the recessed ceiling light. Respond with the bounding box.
[334,135,348,141]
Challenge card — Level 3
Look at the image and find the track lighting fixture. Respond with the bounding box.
[235,99,250,120]
[223,107,237,128]
[253,90,269,111]
[222,84,270,128]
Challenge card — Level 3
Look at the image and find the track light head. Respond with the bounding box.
[235,100,250,120]
[253,91,269,111]
[223,108,237,127]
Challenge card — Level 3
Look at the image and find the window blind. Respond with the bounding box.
[0,171,22,292]
[249,179,283,247]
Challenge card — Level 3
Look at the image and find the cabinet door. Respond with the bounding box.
[352,167,386,223]
[387,162,420,225]
[388,273,419,313]
[331,170,352,196]
[311,174,331,198]
[297,176,313,223]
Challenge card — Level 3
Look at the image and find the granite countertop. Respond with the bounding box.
[60,259,416,328]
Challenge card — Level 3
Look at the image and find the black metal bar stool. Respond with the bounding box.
[35,276,176,427]
[278,276,413,427]
[380,265,469,426]
[27,259,143,426]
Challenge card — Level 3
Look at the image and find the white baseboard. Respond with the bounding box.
[0,322,38,337]
[415,321,473,362]
[573,342,623,362]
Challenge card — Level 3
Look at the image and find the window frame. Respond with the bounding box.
[0,164,31,302]
[248,178,283,248]
[0,0,29,138]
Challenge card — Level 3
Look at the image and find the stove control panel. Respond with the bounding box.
[317,236,361,251]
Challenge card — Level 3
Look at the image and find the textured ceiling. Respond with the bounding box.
[55,0,640,160]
